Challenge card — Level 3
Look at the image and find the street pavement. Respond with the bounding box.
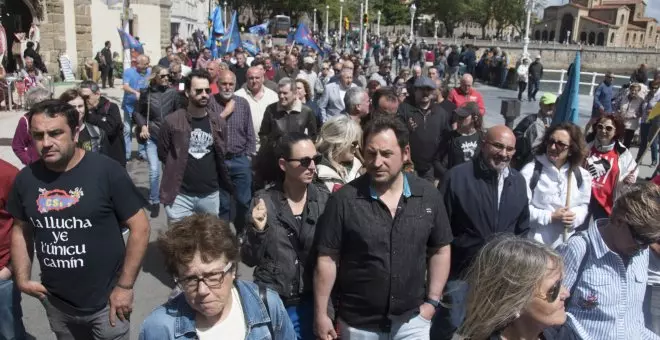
[0,80,655,339]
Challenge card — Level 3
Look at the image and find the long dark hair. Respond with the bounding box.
[254,132,314,187]
[535,122,587,168]
[586,114,626,144]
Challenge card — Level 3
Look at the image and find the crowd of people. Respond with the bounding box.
[0,35,660,340]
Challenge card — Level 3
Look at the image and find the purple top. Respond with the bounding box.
[12,115,40,165]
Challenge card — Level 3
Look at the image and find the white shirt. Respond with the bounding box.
[521,155,592,249]
[196,287,246,339]
[235,86,279,140]
[497,166,510,209]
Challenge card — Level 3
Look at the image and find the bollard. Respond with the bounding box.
[501,99,521,129]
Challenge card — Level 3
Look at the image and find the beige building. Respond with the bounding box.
[533,0,659,48]
[3,0,172,79]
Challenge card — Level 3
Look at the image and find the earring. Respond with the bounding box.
[514,311,521,319]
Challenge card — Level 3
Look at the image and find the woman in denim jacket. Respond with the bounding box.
[139,214,295,340]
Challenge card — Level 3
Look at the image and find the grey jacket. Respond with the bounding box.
[318,82,356,123]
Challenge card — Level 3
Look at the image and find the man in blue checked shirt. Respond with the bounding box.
[558,183,660,340]
[122,54,151,161]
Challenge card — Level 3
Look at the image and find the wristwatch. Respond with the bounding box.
[424,298,441,308]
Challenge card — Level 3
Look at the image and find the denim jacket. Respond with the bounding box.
[138,280,295,340]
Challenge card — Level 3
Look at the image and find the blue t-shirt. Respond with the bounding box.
[122,67,151,113]
[592,82,613,114]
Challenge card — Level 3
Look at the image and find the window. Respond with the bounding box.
[610,32,615,43]
[620,14,625,25]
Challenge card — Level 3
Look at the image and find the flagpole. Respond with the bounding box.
[122,0,131,71]
[226,12,234,55]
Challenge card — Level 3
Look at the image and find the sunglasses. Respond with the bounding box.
[596,124,615,132]
[351,141,360,149]
[546,279,562,302]
[548,138,570,151]
[194,88,212,95]
[159,74,170,79]
[286,154,322,168]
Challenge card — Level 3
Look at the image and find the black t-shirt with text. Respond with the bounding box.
[6,152,146,312]
[447,130,482,170]
[181,115,219,195]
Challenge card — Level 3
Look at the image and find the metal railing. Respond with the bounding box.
[540,69,628,96]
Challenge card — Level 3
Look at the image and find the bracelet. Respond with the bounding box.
[116,282,134,290]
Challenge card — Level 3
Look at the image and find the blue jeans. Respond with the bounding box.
[219,155,252,236]
[146,138,160,204]
[528,78,541,100]
[644,285,660,336]
[285,296,315,340]
[638,122,659,164]
[122,107,146,160]
[165,191,221,224]
[0,278,26,340]
[430,279,469,340]
[337,312,431,339]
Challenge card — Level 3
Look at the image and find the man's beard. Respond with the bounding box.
[191,97,209,108]
[218,91,233,101]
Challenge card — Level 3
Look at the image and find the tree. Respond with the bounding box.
[466,0,494,39]
[509,0,547,36]
[422,0,468,37]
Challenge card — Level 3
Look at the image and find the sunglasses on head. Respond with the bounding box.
[286,154,322,168]
[596,124,614,132]
[194,88,212,95]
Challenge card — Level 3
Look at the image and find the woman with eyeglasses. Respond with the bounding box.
[139,214,295,340]
[458,235,569,340]
[585,114,638,221]
[134,65,184,217]
[520,122,592,248]
[242,132,329,340]
[316,115,364,192]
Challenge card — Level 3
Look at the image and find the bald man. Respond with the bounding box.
[121,54,152,161]
[446,74,485,115]
[274,54,299,82]
[432,124,530,340]
[235,66,279,136]
[206,60,221,95]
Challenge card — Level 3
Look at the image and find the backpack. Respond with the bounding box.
[529,160,583,193]
[84,122,103,153]
[512,114,538,170]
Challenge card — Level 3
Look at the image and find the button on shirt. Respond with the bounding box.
[559,219,657,340]
[315,174,453,331]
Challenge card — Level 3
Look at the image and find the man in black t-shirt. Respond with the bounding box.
[7,100,150,340]
[158,69,233,224]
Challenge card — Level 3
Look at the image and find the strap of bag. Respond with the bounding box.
[258,284,274,337]
[567,232,591,306]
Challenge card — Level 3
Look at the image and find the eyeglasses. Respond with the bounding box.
[175,262,233,292]
[596,124,615,132]
[486,141,516,154]
[194,88,212,95]
[159,74,170,79]
[351,141,360,150]
[286,154,322,168]
[548,138,570,152]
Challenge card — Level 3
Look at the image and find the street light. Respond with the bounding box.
[339,0,344,45]
[434,20,439,39]
[377,10,381,37]
[313,8,317,32]
[522,0,535,60]
[223,1,228,30]
[325,5,329,41]
[409,3,416,41]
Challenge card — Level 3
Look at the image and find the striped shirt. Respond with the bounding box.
[558,219,658,340]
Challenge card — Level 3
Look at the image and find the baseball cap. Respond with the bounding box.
[303,56,315,64]
[454,106,471,118]
[413,76,437,89]
[535,55,542,60]
[540,93,557,105]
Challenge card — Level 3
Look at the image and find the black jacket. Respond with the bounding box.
[398,101,451,176]
[134,85,184,138]
[258,102,318,146]
[241,183,329,300]
[23,47,48,73]
[85,96,125,166]
[529,61,544,80]
[440,156,530,277]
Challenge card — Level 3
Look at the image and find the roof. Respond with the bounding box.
[634,17,658,23]
[590,5,627,10]
[581,16,613,26]
[626,23,646,30]
[601,0,643,4]
[547,3,588,10]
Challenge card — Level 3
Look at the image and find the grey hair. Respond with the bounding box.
[315,115,362,178]
[458,235,563,340]
[277,77,295,91]
[344,87,367,114]
[25,87,52,108]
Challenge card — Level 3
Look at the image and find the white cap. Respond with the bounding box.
[535,55,542,59]
[303,56,315,64]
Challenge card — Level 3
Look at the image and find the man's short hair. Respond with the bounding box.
[344,87,367,113]
[277,77,295,91]
[27,99,80,134]
[612,183,660,243]
[105,41,111,47]
[362,114,409,151]
[79,80,100,93]
[184,69,212,92]
[372,87,398,111]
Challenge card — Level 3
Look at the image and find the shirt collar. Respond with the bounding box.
[589,218,615,260]
[369,173,412,200]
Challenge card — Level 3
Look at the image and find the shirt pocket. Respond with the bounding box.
[573,272,614,312]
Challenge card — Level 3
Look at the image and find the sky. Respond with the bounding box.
[544,0,660,21]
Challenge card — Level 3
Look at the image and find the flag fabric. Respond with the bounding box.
[249,21,270,36]
[218,11,240,55]
[205,35,220,59]
[649,102,660,122]
[117,28,144,54]
[293,23,322,54]
[209,6,225,37]
[552,52,581,126]
[286,31,295,45]
[242,40,259,56]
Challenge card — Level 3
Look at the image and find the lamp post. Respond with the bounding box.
[566,30,571,44]
[223,1,227,29]
[325,5,329,41]
[434,20,439,39]
[377,10,381,36]
[363,0,368,59]
[409,3,416,42]
[339,0,344,44]
[359,2,364,52]
[522,0,535,60]
[313,8,317,32]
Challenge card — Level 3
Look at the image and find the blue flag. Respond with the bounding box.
[552,52,581,126]
[208,6,225,37]
[205,35,219,59]
[218,11,240,55]
[286,31,295,45]
[117,28,143,54]
[242,40,259,56]
[249,21,270,36]
[293,23,321,53]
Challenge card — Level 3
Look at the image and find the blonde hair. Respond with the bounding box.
[315,115,362,177]
[459,236,563,340]
[612,183,660,241]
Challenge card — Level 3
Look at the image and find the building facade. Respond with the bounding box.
[171,0,208,40]
[533,0,659,48]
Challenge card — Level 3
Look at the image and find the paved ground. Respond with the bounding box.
[0,80,655,339]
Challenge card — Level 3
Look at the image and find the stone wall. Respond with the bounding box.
[41,0,67,79]
[160,0,172,55]
[74,0,92,74]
